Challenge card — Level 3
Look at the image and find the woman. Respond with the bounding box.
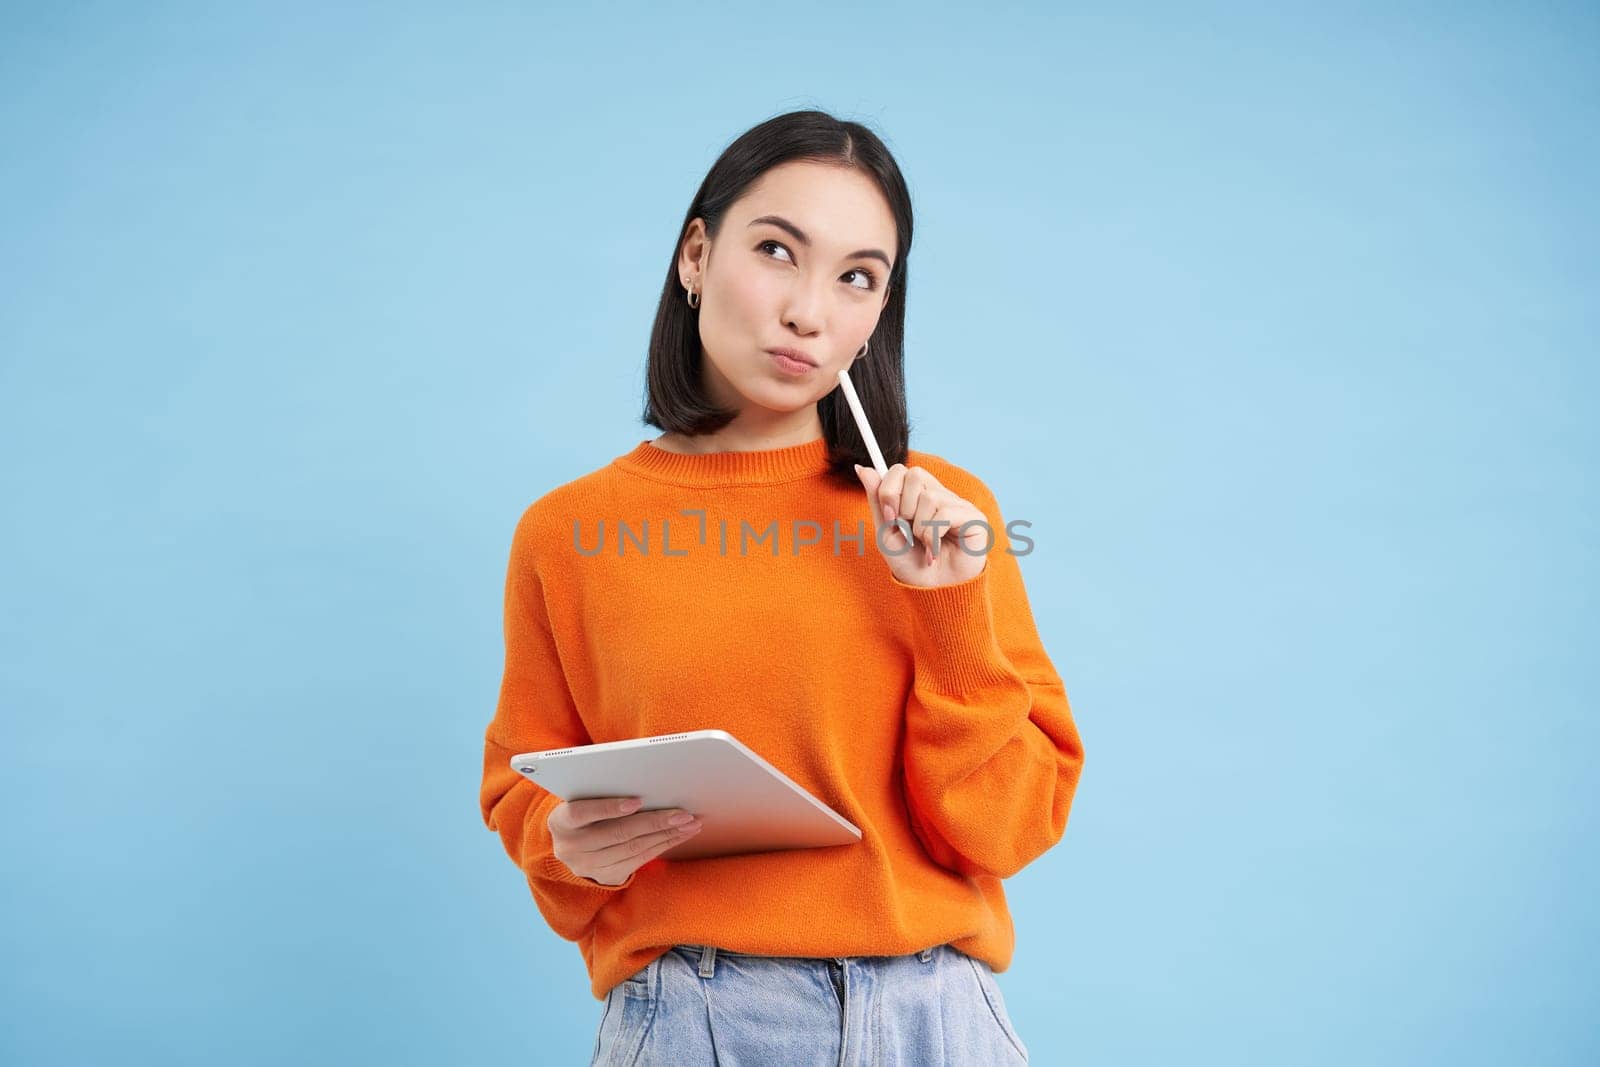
[478,108,1084,1065]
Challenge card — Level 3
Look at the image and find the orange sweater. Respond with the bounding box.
[478,435,1085,1001]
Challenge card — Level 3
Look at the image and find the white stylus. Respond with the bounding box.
[836,366,888,477]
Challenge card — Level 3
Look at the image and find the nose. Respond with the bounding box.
[780,277,831,336]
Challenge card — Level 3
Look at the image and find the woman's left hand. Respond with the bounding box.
[853,462,991,588]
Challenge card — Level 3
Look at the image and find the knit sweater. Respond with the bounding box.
[478,434,1085,1002]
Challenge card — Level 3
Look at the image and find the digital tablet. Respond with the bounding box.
[509,728,862,861]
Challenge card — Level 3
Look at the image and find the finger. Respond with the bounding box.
[560,796,643,830]
[556,808,698,871]
[940,500,992,558]
[587,820,704,881]
[586,839,675,885]
[935,499,990,563]
[852,462,881,501]
[595,806,696,848]
[877,463,908,527]
[911,486,945,558]
[854,464,910,555]
[903,471,954,562]
[882,464,924,552]
[897,469,928,537]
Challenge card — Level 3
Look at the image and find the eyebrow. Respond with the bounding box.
[746,215,892,270]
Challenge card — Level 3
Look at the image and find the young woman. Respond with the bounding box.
[479,108,1084,1065]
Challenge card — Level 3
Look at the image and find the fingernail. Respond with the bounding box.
[620,798,641,812]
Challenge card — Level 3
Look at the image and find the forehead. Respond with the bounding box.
[734,161,897,253]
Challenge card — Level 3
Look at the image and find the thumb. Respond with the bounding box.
[853,464,907,553]
[853,464,888,515]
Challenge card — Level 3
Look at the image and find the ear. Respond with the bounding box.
[679,218,709,273]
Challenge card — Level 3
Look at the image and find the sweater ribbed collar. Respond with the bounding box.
[613,435,835,487]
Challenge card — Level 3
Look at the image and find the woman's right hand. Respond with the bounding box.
[547,797,704,886]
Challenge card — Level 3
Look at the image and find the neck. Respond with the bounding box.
[656,408,824,455]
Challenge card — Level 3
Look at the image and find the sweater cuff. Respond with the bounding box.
[525,791,637,892]
[889,562,1020,696]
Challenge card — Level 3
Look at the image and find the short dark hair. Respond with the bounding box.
[641,108,914,485]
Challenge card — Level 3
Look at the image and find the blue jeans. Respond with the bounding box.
[590,942,1030,1066]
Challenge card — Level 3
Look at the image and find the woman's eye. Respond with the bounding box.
[759,240,878,291]
[844,268,878,291]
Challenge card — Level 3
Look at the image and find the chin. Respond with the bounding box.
[738,381,819,412]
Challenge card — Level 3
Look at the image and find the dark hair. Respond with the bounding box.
[641,108,913,484]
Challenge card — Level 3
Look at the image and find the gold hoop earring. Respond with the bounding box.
[686,286,700,310]
[855,338,869,360]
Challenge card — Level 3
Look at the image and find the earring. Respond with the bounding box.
[686,284,700,310]
[855,338,869,360]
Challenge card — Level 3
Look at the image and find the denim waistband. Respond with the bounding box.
[671,943,940,978]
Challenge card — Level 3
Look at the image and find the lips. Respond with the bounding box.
[765,347,817,367]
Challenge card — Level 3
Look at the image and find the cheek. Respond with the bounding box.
[718,267,778,324]
[844,303,881,347]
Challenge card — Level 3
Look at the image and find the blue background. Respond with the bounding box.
[2,3,1594,1064]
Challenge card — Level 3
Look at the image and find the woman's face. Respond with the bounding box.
[678,160,897,416]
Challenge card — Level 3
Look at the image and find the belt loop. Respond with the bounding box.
[698,944,718,978]
[918,946,934,963]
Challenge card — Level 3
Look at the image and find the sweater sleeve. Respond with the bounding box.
[479,506,637,943]
[892,481,1085,880]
